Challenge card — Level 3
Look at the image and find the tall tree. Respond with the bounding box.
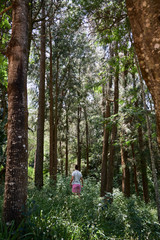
[49,23,54,180]
[121,145,130,197]
[3,0,29,226]
[101,78,112,197]
[34,2,46,189]
[84,106,89,173]
[53,54,59,182]
[106,47,119,194]
[131,143,139,196]
[65,105,69,176]
[138,123,149,203]
[77,105,81,170]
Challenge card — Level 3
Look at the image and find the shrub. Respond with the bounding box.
[0,177,160,239]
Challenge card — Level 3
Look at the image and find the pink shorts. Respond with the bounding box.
[72,184,81,193]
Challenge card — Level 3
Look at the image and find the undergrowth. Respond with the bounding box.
[0,176,160,239]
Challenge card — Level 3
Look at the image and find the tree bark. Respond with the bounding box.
[126,0,160,146]
[121,146,130,197]
[53,55,59,182]
[101,46,113,197]
[49,24,54,180]
[3,0,29,226]
[84,106,89,173]
[65,107,69,177]
[138,125,149,203]
[120,48,130,198]
[59,139,63,174]
[101,96,111,197]
[34,3,45,189]
[77,106,81,171]
[131,143,139,196]
[106,53,119,194]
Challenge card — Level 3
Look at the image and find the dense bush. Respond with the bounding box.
[0,177,160,239]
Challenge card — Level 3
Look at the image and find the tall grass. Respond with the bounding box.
[0,176,160,239]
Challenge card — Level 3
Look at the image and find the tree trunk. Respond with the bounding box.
[120,48,130,198]
[59,139,63,174]
[121,146,130,197]
[138,125,149,203]
[131,143,139,196]
[84,106,89,173]
[49,24,54,180]
[27,0,33,60]
[65,107,69,177]
[34,4,45,189]
[101,98,110,197]
[126,0,160,146]
[53,55,59,182]
[77,106,81,170]
[3,0,29,226]
[101,46,113,197]
[106,54,119,194]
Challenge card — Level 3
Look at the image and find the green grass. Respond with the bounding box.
[0,177,160,239]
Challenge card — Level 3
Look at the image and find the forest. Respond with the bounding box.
[0,0,160,239]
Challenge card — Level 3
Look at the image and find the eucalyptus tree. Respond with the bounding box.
[34,2,46,189]
[2,0,29,226]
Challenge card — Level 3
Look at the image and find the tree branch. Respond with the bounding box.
[0,5,12,16]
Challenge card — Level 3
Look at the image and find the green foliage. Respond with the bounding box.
[0,2,11,87]
[72,0,104,14]
[1,178,160,239]
[0,54,8,87]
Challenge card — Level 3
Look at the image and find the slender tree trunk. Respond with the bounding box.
[59,139,63,174]
[106,53,119,193]
[138,125,149,203]
[101,99,110,197]
[77,106,81,170]
[102,85,106,120]
[126,0,160,146]
[84,106,89,173]
[3,0,29,226]
[121,146,130,197]
[101,46,113,197]
[131,143,139,196]
[49,24,54,180]
[65,107,69,176]
[53,55,59,182]
[28,0,33,60]
[34,4,45,189]
[120,49,130,198]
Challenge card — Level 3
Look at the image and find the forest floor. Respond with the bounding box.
[0,176,160,239]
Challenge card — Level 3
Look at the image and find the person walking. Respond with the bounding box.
[70,165,83,197]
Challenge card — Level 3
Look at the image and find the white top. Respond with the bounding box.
[72,170,82,185]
